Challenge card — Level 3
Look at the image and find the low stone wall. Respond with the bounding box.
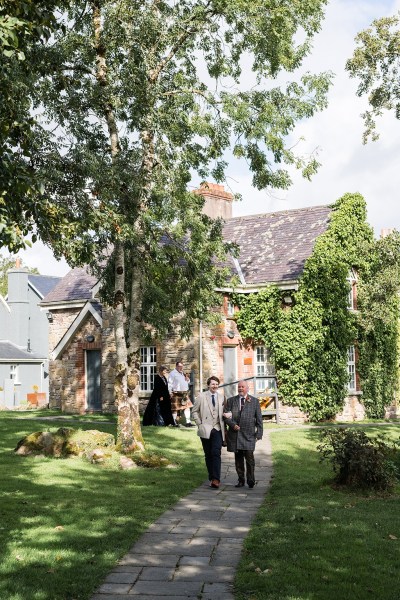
[276,402,308,425]
[335,394,366,422]
[385,401,399,419]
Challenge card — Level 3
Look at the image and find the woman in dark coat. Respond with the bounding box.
[143,366,175,426]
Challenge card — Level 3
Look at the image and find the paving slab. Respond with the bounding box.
[90,431,272,599]
[104,572,141,584]
[137,567,175,581]
[127,581,202,596]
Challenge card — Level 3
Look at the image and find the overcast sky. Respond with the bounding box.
[5,0,400,277]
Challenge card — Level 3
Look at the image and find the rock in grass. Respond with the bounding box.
[15,428,115,458]
[119,456,137,470]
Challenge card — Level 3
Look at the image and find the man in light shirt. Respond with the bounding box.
[168,359,194,427]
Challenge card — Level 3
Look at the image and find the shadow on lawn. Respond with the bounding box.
[0,419,203,600]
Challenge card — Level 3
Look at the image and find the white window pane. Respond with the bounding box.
[150,366,156,389]
[140,366,147,390]
[257,378,267,391]
[348,365,355,390]
[256,347,265,362]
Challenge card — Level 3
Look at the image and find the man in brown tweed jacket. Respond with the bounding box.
[224,380,263,488]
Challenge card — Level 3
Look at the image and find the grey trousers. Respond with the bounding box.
[235,449,255,484]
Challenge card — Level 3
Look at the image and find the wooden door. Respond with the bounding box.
[86,350,101,411]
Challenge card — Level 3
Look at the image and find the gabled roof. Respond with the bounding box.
[41,267,97,304]
[42,204,332,304]
[223,205,331,285]
[51,301,102,359]
[0,340,45,361]
[28,274,62,298]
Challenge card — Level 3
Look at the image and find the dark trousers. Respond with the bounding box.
[235,449,255,484]
[201,428,223,482]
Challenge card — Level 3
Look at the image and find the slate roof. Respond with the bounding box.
[42,204,332,303]
[223,204,332,284]
[28,274,62,298]
[41,267,97,304]
[0,340,45,361]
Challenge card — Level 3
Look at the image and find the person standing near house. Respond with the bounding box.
[168,359,194,427]
[192,375,226,488]
[224,380,263,488]
[142,366,175,427]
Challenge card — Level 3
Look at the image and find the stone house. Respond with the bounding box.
[41,184,364,423]
[0,261,61,407]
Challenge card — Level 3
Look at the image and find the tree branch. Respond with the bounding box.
[149,1,215,83]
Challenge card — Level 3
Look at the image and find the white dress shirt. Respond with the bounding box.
[168,368,186,392]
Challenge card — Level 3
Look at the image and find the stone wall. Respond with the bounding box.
[276,402,309,425]
[49,312,103,413]
[335,393,366,422]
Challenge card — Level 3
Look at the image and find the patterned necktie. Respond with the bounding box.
[240,396,245,411]
[212,394,215,408]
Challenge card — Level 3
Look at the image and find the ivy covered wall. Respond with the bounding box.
[235,193,400,421]
[357,232,400,417]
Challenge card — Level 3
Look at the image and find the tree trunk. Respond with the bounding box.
[92,1,144,452]
[114,242,144,452]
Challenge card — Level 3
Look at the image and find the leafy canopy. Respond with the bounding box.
[32,0,332,338]
[347,12,400,142]
[0,0,73,252]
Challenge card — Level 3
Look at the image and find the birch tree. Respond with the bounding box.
[32,0,331,451]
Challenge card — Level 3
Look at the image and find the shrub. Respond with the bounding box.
[317,428,399,491]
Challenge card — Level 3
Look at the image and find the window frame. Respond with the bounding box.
[140,346,157,392]
[347,345,356,392]
[254,345,276,392]
[347,268,357,310]
[227,299,235,317]
[10,364,19,383]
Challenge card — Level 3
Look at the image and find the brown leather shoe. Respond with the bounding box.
[210,479,220,488]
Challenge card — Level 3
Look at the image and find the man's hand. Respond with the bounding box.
[234,425,240,431]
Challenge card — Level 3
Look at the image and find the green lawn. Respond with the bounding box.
[235,425,400,600]
[0,411,204,600]
[3,412,400,600]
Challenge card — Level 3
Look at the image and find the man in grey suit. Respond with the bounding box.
[192,376,226,489]
[224,380,263,488]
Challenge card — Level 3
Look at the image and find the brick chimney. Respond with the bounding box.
[193,182,233,220]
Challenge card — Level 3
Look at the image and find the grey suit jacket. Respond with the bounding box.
[192,391,226,441]
[224,394,263,452]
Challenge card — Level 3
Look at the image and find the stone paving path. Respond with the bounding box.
[91,432,273,600]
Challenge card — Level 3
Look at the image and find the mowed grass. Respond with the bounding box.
[0,411,204,600]
[235,425,400,600]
